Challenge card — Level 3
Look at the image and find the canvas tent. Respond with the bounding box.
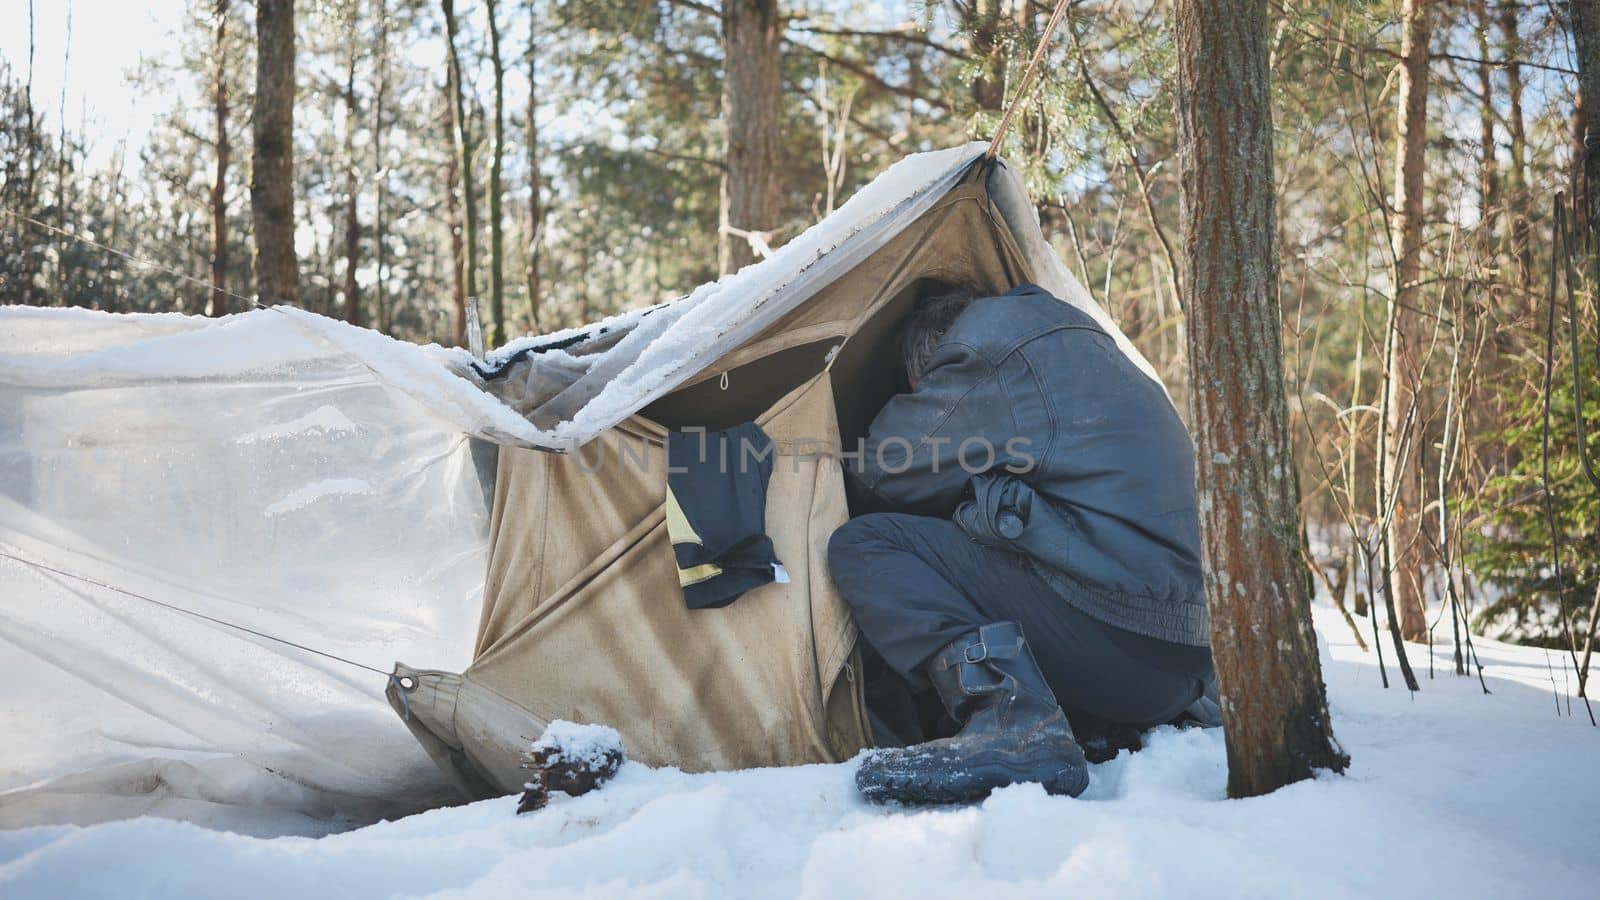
[0,143,1163,830]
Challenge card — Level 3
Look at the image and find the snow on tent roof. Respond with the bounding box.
[266,141,1157,450]
[456,142,1000,444]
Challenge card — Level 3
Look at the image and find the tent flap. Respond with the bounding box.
[458,371,870,779]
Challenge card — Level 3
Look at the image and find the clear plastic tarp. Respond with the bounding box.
[0,307,493,835]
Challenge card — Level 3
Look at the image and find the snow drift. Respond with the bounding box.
[1,609,1595,898]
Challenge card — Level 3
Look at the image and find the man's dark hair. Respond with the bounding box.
[898,284,977,383]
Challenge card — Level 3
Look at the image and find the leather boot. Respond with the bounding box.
[855,621,1090,804]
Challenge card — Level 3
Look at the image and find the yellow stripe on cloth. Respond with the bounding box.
[678,562,723,587]
[664,486,704,547]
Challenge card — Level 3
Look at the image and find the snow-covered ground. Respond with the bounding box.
[1,605,1594,899]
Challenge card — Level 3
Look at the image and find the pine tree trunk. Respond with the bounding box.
[443,85,467,346]
[525,0,543,332]
[209,0,231,317]
[1501,2,1531,288]
[1572,0,1600,240]
[373,0,389,334]
[486,0,507,345]
[442,0,479,329]
[251,0,301,305]
[963,0,1006,112]
[718,0,783,276]
[54,2,71,305]
[19,1,42,309]
[341,2,362,328]
[1385,0,1431,644]
[1172,0,1348,798]
[1475,0,1499,236]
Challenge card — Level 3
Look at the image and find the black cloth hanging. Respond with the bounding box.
[664,422,787,610]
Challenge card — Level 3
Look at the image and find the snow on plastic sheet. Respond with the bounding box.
[0,307,492,835]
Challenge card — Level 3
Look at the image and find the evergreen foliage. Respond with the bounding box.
[1468,327,1600,646]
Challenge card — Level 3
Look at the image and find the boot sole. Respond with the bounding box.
[858,745,1090,806]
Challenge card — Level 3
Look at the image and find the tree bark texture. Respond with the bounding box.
[525,0,543,332]
[1572,0,1600,238]
[443,84,467,346]
[16,1,43,308]
[963,0,1007,112]
[443,0,479,332]
[718,0,783,275]
[1172,0,1348,798]
[341,1,362,328]
[486,0,507,346]
[1385,0,1431,643]
[1474,0,1498,235]
[53,2,70,305]
[1502,2,1531,285]
[251,0,301,305]
[373,0,389,334]
[209,0,231,317]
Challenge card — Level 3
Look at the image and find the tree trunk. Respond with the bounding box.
[486,0,507,345]
[525,0,543,332]
[963,0,1007,112]
[1474,0,1498,236]
[251,0,301,305]
[20,0,42,308]
[209,0,231,317]
[1572,0,1600,240]
[1385,0,1431,644]
[341,0,362,328]
[373,0,389,333]
[1172,0,1348,798]
[442,0,479,327]
[1501,2,1530,287]
[54,1,71,304]
[718,0,783,275]
[443,84,467,346]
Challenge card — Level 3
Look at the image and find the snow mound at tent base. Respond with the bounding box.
[2,608,1596,899]
[529,720,627,771]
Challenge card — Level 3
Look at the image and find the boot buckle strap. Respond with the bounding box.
[963,642,989,664]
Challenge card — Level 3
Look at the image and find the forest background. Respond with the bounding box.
[1,0,1595,679]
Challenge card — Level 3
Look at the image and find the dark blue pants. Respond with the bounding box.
[828,513,1212,729]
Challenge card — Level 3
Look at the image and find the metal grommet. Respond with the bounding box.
[399,676,416,691]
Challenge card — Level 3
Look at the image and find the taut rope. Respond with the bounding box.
[984,0,1074,161]
[0,547,392,679]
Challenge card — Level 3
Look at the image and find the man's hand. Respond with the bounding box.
[955,471,1033,546]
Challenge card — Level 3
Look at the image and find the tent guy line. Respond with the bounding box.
[0,206,273,312]
[983,0,1073,162]
[0,547,393,679]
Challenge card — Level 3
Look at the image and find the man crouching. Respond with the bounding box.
[829,283,1213,804]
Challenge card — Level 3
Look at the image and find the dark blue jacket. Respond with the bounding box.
[850,284,1208,647]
